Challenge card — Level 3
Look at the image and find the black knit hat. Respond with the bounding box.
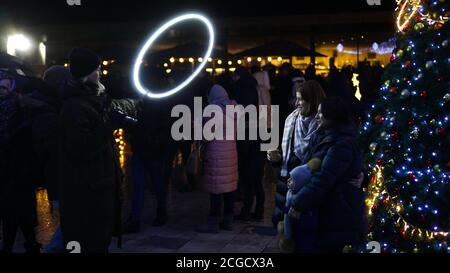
[69,47,101,79]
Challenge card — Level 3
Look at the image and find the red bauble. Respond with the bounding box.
[401,231,407,238]
[383,199,389,205]
[420,91,429,98]
[408,119,415,127]
[438,76,444,81]
[376,159,385,167]
[405,60,412,69]
[389,87,398,94]
[390,131,400,141]
[390,54,397,63]
[407,173,417,182]
[439,128,447,136]
[425,160,433,168]
[375,115,385,124]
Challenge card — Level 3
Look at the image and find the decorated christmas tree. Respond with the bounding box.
[360,0,450,253]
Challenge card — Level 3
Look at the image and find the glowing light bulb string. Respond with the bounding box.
[367,166,449,241]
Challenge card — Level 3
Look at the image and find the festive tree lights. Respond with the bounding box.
[114,129,126,169]
[396,0,449,32]
[361,0,449,252]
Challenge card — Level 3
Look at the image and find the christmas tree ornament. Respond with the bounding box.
[433,165,441,172]
[401,230,407,238]
[377,159,385,167]
[408,119,415,126]
[401,89,411,98]
[390,53,398,63]
[390,87,399,94]
[434,22,443,30]
[411,129,419,139]
[405,60,412,69]
[438,128,446,136]
[414,22,425,31]
[390,131,400,141]
[429,119,436,125]
[375,115,385,123]
[443,93,450,102]
[407,173,417,181]
[397,49,404,58]
[432,11,439,19]
[370,142,378,152]
[442,39,449,47]
[380,131,388,139]
[420,91,429,98]
[425,61,434,70]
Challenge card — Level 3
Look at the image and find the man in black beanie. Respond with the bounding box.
[58,47,135,253]
[69,47,102,80]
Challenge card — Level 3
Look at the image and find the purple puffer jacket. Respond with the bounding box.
[200,85,238,194]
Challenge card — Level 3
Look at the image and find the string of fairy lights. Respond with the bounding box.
[114,129,126,169]
[363,0,450,251]
[366,166,449,245]
[396,0,449,32]
[162,56,289,74]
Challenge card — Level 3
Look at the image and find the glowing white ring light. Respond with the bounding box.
[133,13,215,99]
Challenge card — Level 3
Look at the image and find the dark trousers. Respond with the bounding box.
[291,209,320,253]
[130,155,167,221]
[1,189,38,252]
[210,191,236,217]
[237,139,265,217]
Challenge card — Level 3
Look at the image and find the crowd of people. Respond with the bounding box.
[0,47,383,253]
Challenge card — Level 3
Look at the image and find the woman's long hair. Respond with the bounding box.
[297,80,326,117]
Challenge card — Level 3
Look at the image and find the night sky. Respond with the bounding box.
[1,0,396,26]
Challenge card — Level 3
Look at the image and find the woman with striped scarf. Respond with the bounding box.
[268,80,326,233]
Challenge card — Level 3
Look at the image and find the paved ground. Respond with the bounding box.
[6,162,282,253]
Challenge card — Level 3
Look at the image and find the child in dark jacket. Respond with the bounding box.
[278,158,322,252]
